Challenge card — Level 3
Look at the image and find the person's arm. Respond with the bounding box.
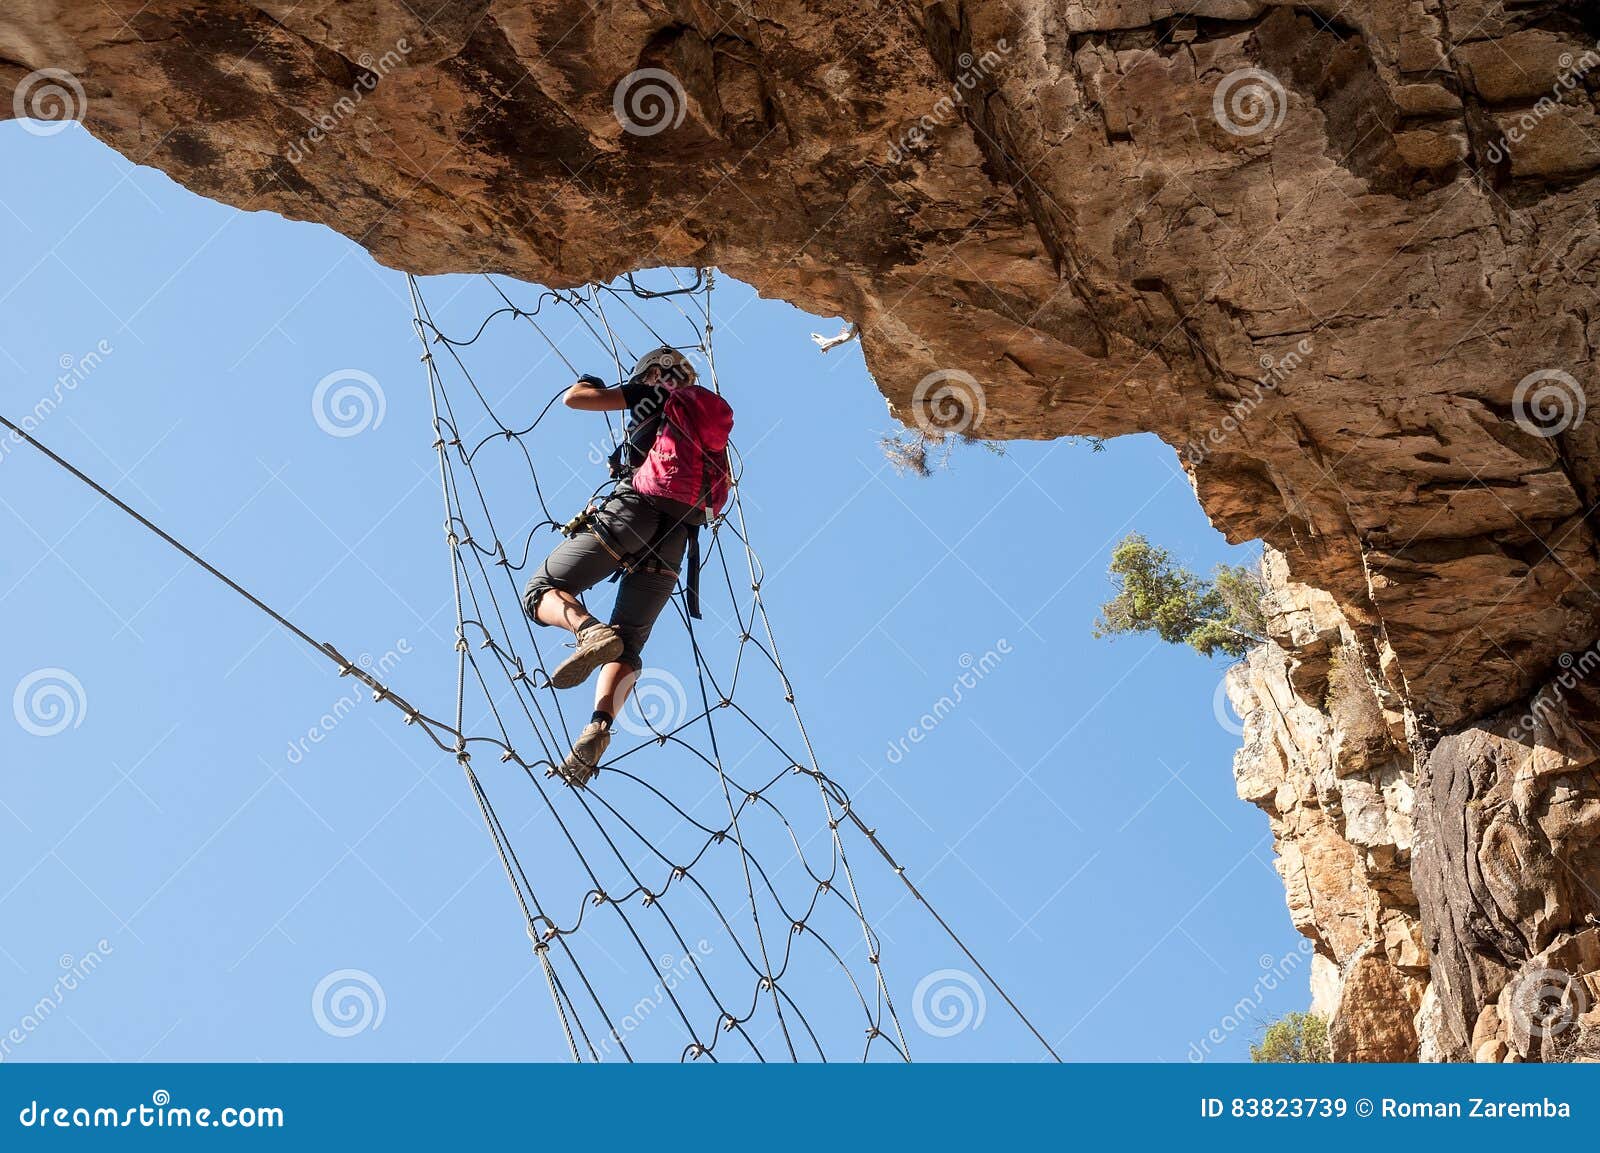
[563,374,628,411]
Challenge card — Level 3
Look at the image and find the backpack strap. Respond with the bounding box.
[684,525,703,619]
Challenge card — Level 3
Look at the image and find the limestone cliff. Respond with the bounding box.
[5,0,1600,1059]
[1231,551,1600,1060]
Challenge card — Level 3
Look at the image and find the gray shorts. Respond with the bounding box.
[523,483,697,669]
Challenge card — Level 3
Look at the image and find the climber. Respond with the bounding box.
[523,346,734,787]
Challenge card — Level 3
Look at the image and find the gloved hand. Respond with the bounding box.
[576,373,607,389]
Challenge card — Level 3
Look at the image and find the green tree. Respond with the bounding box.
[1093,532,1266,657]
[1250,1012,1331,1063]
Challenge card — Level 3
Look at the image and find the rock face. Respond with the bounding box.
[1230,551,1600,1060]
[5,0,1600,1059]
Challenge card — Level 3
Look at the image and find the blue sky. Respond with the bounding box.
[0,123,1306,1062]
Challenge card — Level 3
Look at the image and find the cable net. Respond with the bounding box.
[406,269,911,1062]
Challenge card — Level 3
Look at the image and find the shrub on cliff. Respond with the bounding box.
[880,428,1102,477]
[1093,533,1266,657]
[1250,1012,1331,1063]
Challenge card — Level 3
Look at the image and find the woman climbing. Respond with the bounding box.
[522,346,734,786]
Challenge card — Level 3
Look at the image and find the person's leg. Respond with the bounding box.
[528,493,664,691]
[555,511,686,786]
[523,528,615,631]
[596,526,688,724]
[593,661,637,722]
[533,587,600,634]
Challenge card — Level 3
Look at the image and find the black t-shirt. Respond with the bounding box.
[609,378,671,477]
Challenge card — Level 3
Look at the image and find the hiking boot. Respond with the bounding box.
[548,623,624,689]
[559,721,611,787]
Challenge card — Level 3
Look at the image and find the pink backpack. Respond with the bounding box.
[630,383,734,517]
